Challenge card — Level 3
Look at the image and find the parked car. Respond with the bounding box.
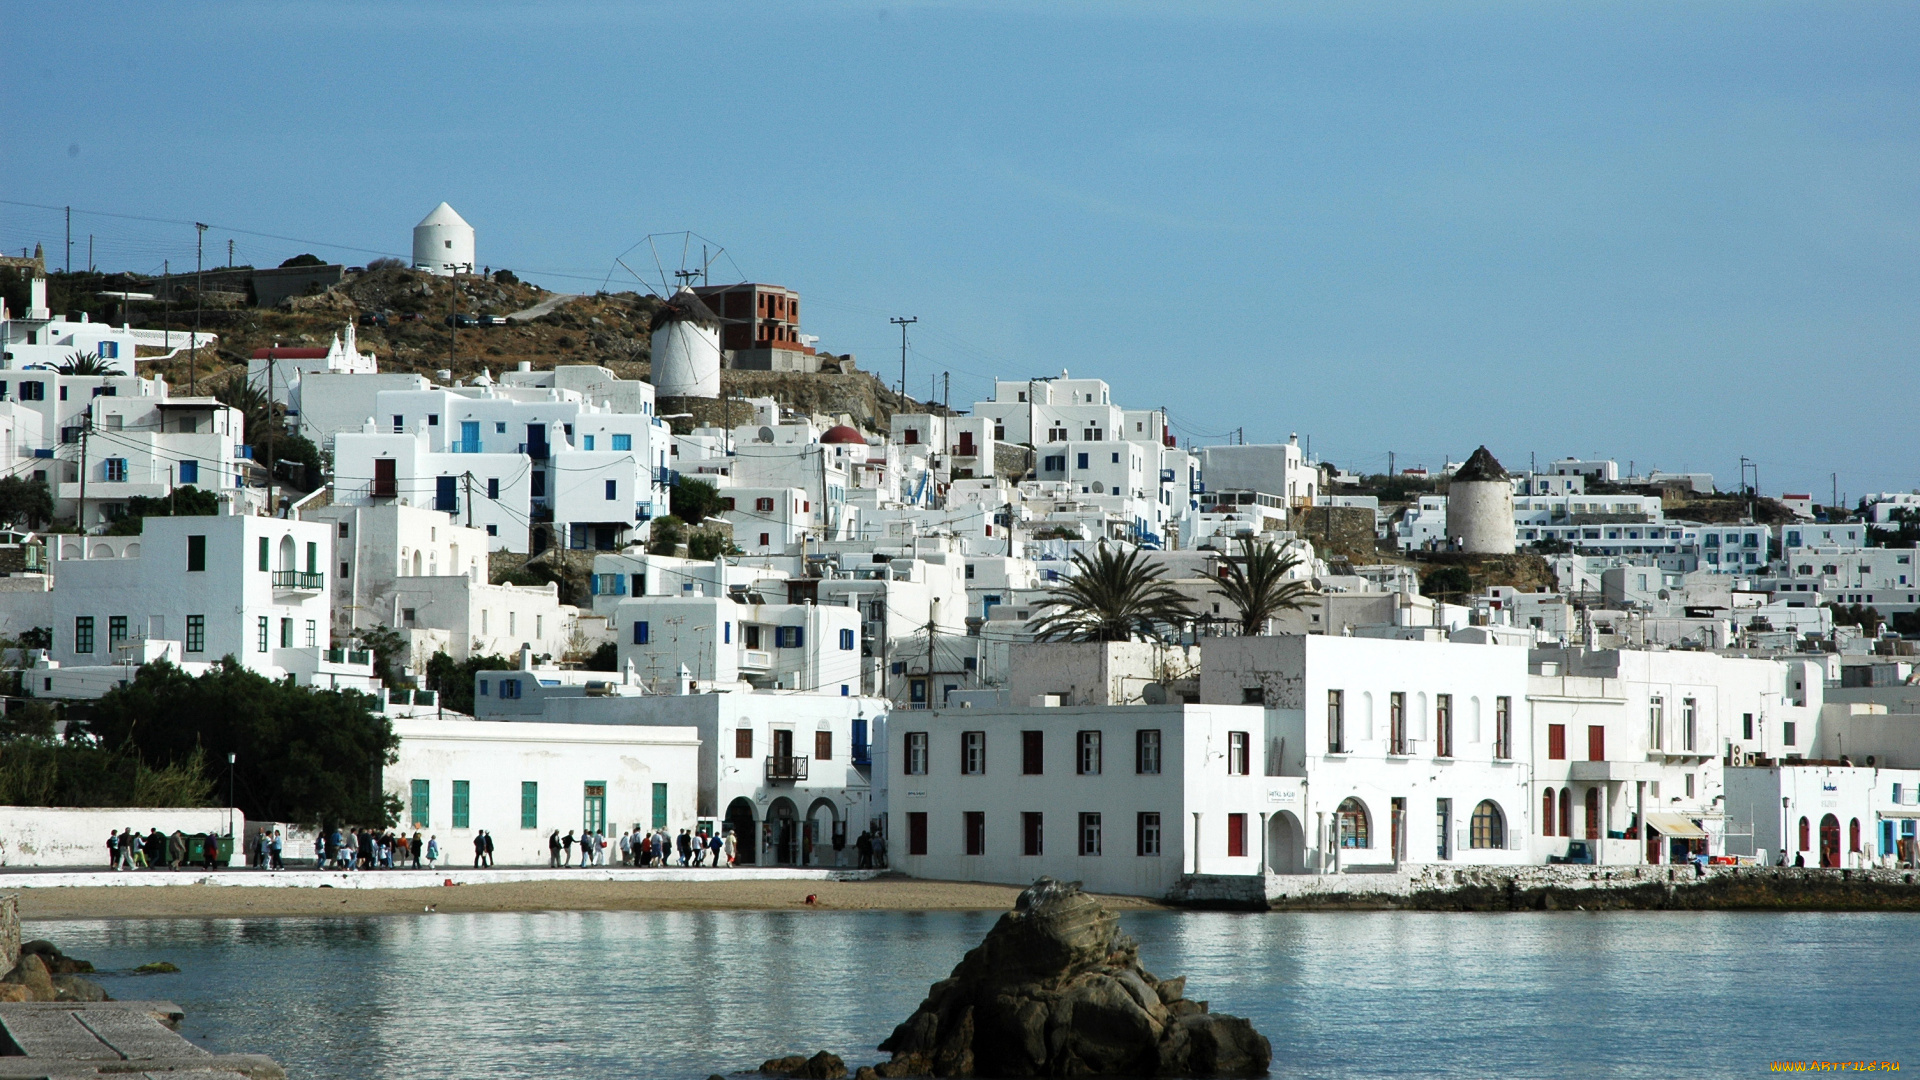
[358,310,390,328]
[477,314,508,326]
[1547,841,1594,865]
[444,313,479,328]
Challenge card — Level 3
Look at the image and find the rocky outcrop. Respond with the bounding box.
[0,942,110,1003]
[761,1051,849,1079]
[875,878,1270,1077]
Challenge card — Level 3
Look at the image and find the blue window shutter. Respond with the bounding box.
[605,479,617,500]
[724,622,731,644]
[590,575,600,596]
[634,621,649,645]
[179,460,199,484]
[1077,453,1088,469]
[479,680,489,696]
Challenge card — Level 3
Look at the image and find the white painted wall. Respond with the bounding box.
[0,806,242,867]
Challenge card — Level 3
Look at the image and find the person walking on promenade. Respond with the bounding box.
[872,828,887,869]
[473,832,485,868]
[106,831,119,869]
[676,829,690,867]
[411,830,424,870]
[707,831,723,867]
[578,831,592,868]
[619,829,632,867]
[270,830,284,870]
[167,830,186,871]
[203,831,221,870]
[723,828,737,867]
[549,830,562,868]
[426,835,441,869]
[562,830,575,865]
[483,830,495,868]
[118,828,136,871]
[857,828,873,869]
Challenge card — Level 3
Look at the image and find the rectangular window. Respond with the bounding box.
[1079,813,1103,856]
[633,621,649,645]
[775,626,804,648]
[1077,731,1102,775]
[962,731,985,775]
[187,535,207,572]
[582,435,595,450]
[1435,694,1453,757]
[498,678,520,699]
[736,729,753,758]
[908,812,928,855]
[964,811,986,856]
[530,470,546,498]
[605,479,617,500]
[103,458,126,482]
[108,615,127,648]
[1495,697,1512,759]
[1683,698,1697,753]
[306,542,317,574]
[280,618,293,648]
[257,536,269,572]
[1743,712,1754,741]
[839,628,855,650]
[815,730,832,761]
[1784,721,1796,746]
[1649,697,1665,750]
[1436,798,1452,860]
[74,616,93,654]
[1137,811,1161,856]
[487,478,500,499]
[185,615,205,653]
[1022,812,1044,856]
[305,620,317,648]
[179,460,199,484]
[1227,812,1248,858]
[451,780,470,828]
[1137,729,1161,774]
[1588,725,1606,762]
[1390,692,1408,754]
[906,731,929,775]
[521,782,538,828]
[1022,731,1044,775]
[18,381,41,401]
[1548,724,1566,760]
[1228,731,1249,775]
[611,434,631,451]
[257,616,269,653]
[1328,689,1346,753]
[410,780,430,828]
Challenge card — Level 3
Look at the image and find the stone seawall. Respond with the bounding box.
[1168,865,1920,912]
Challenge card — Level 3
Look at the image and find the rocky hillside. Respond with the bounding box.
[110,266,929,435]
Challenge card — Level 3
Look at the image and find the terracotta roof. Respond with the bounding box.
[1452,445,1510,482]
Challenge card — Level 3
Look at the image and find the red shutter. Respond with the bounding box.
[1548,725,1566,760]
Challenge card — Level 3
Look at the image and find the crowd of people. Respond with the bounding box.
[549,826,736,868]
[312,827,446,870]
[105,827,224,870]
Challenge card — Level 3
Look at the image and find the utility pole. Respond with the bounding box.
[76,410,89,536]
[64,207,70,275]
[265,352,275,516]
[227,239,234,268]
[464,471,474,528]
[1388,450,1395,477]
[161,260,170,351]
[87,235,93,273]
[943,371,950,413]
[890,316,916,399]
[1832,473,1839,513]
[191,223,207,396]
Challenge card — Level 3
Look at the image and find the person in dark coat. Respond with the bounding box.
[548,830,562,867]
[481,830,495,867]
[166,830,187,870]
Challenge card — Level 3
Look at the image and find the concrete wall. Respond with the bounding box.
[0,806,241,867]
[1007,641,1201,707]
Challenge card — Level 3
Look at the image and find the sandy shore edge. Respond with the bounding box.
[14,878,1167,920]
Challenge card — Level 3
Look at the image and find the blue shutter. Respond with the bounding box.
[633,621,649,645]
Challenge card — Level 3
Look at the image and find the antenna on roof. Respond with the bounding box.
[607,232,741,299]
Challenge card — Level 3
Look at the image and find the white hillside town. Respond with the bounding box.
[0,239,1916,903]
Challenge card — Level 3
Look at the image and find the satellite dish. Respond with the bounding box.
[1142,684,1167,705]
[758,426,775,443]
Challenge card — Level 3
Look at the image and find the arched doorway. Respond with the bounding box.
[277,534,295,572]
[1267,811,1305,874]
[806,798,839,867]
[1335,798,1371,849]
[1559,789,1572,837]
[765,797,799,866]
[1820,814,1841,868]
[1583,788,1601,840]
[1849,818,1861,858]
[724,797,757,866]
[1542,788,1556,837]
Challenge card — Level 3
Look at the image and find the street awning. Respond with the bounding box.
[1878,810,1920,819]
[1645,812,1708,838]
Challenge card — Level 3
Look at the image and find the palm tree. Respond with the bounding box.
[57,351,118,376]
[1029,543,1195,643]
[1212,536,1315,636]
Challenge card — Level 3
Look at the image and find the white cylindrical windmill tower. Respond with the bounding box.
[1445,445,1517,554]
[650,287,723,398]
[412,202,475,276]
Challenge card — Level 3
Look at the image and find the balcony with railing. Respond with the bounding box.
[765,755,809,782]
[449,438,483,454]
[272,570,325,591]
[325,647,373,666]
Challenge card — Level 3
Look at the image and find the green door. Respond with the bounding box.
[410,780,430,828]
[651,783,668,829]
[452,780,470,828]
[583,782,606,833]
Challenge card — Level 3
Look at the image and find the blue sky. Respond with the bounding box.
[5,1,1916,498]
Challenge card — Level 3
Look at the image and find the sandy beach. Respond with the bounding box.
[13,876,1165,921]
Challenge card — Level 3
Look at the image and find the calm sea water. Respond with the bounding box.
[27,909,1920,1079]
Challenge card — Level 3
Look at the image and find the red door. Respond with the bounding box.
[1227,814,1247,858]
[1587,726,1606,761]
[1820,815,1841,868]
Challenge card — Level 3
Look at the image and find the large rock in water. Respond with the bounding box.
[876,878,1270,1077]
